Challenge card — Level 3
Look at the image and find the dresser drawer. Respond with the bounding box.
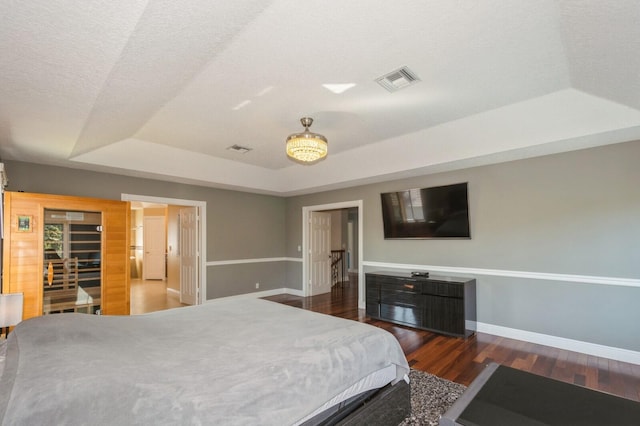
[379,277,421,293]
[381,288,425,307]
[366,285,380,301]
[380,303,426,329]
[366,302,380,318]
[422,281,463,298]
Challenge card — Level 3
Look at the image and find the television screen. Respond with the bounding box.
[380,182,470,239]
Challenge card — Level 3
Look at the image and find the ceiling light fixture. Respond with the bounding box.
[285,117,328,163]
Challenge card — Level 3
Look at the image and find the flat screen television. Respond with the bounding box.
[380,182,470,239]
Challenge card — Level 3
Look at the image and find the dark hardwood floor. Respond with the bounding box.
[264,283,640,403]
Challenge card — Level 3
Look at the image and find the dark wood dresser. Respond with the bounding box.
[365,271,476,337]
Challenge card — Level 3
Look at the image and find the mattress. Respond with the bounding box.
[0,339,6,379]
[0,337,404,424]
[0,297,409,425]
[295,363,403,424]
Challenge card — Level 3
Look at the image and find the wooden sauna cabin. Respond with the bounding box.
[2,191,130,320]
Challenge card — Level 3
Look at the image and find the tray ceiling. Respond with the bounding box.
[1,0,639,195]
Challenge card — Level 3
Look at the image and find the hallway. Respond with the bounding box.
[130,278,186,314]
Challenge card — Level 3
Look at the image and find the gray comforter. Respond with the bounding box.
[0,298,409,425]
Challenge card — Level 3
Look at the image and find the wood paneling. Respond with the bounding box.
[2,191,130,319]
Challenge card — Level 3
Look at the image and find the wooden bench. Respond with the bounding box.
[44,257,101,314]
[43,286,101,314]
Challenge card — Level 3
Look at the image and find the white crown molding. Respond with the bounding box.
[206,257,638,287]
[207,257,300,266]
[363,261,640,288]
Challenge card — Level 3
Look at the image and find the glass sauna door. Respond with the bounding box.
[43,209,102,315]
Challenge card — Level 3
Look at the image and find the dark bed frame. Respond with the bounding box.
[303,379,410,426]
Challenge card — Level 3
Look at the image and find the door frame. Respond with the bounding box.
[302,200,364,309]
[122,193,206,304]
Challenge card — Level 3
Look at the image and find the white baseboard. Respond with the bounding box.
[282,288,305,297]
[477,322,640,365]
[166,287,179,295]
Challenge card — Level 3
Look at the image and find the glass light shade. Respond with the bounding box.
[286,118,328,163]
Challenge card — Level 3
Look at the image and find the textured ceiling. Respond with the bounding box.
[1,0,640,195]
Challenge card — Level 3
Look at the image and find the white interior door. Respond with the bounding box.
[347,220,354,271]
[309,211,331,295]
[179,207,198,305]
[143,216,165,280]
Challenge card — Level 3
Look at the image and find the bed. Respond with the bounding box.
[0,297,410,425]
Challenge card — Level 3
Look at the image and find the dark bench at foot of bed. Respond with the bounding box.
[302,379,410,426]
[440,362,640,426]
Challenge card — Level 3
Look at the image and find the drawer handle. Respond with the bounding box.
[403,284,414,290]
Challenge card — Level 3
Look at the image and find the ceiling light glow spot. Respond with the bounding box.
[322,83,356,94]
[232,100,252,111]
[256,86,274,97]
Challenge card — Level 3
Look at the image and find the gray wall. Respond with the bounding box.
[285,140,640,352]
[5,140,640,352]
[208,262,287,298]
[4,161,287,299]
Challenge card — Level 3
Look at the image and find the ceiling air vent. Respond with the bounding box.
[375,66,420,92]
[226,144,252,154]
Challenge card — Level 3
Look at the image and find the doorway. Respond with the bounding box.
[43,209,102,315]
[122,193,206,312]
[302,200,364,309]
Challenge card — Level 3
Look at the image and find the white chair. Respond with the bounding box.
[0,293,23,338]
